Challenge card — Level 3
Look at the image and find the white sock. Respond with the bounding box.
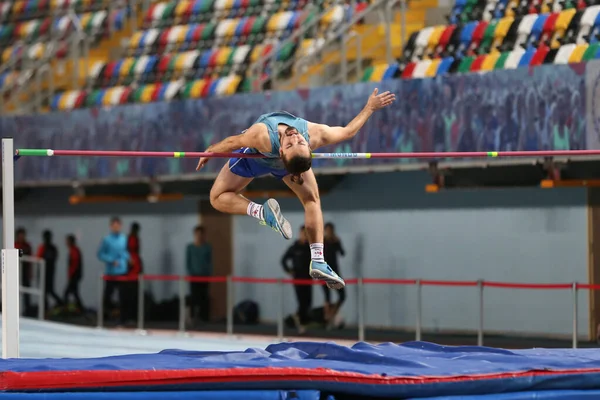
[247,202,264,221]
[310,243,325,263]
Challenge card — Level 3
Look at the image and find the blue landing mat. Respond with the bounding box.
[3,341,600,398]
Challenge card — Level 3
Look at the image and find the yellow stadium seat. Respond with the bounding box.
[425,59,441,77]
[250,45,264,63]
[190,80,206,98]
[2,47,12,63]
[369,64,388,82]
[129,31,143,49]
[267,13,281,32]
[225,75,242,95]
[481,53,500,71]
[569,44,588,63]
[120,58,134,77]
[175,0,191,17]
[58,92,70,111]
[141,85,155,103]
[217,47,232,66]
[102,88,114,106]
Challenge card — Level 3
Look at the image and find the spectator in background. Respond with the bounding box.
[323,222,346,329]
[186,225,213,324]
[15,227,33,316]
[63,234,84,312]
[97,217,130,325]
[125,222,143,322]
[36,230,63,312]
[281,225,312,334]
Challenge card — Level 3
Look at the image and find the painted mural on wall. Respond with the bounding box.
[0,63,586,183]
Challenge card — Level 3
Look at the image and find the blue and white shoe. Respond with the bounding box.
[310,261,345,289]
[260,198,293,240]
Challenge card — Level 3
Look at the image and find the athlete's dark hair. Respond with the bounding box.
[282,154,312,185]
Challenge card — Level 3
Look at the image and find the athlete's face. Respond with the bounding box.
[279,127,310,159]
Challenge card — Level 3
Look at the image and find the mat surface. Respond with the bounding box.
[3,341,600,398]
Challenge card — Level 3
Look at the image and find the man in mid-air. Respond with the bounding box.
[196,88,396,290]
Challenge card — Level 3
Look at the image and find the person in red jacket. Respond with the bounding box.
[15,227,33,316]
[63,234,84,312]
[125,222,143,322]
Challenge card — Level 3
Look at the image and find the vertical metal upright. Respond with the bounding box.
[358,278,365,342]
[572,282,578,349]
[226,275,234,336]
[2,138,19,358]
[277,279,284,341]
[415,279,422,341]
[477,280,484,346]
[137,275,145,332]
[179,276,186,333]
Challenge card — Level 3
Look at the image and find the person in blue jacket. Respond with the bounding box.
[97,216,130,325]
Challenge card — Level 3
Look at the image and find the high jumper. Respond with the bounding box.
[196,88,396,289]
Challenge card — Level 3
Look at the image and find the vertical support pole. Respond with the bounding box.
[358,277,365,342]
[383,1,392,64]
[2,138,19,359]
[572,282,578,349]
[477,280,484,346]
[356,35,363,82]
[416,279,422,341]
[137,274,144,331]
[129,0,137,33]
[178,276,185,333]
[71,36,79,90]
[97,274,104,329]
[226,275,233,336]
[35,69,42,112]
[340,35,348,85]
[38,259,46,321]
[277,279,284,341]
[400,0,407,56]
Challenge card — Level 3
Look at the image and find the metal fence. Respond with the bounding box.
[97,274,593,348]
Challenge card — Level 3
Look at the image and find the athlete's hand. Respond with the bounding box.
[196,157,209,171]
[366,88,396,111]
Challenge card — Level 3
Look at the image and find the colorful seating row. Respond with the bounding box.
[130,11,305,52]
[144,0,308,27]
[0,8,127,46]
[87,41,294,87]
[451,0,593,24]
[401,41,599,79]
[404,7,600,63]
[51,75,243,110]
[0,0,111,22]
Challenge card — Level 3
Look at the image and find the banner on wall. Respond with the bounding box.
[0,63,586,183]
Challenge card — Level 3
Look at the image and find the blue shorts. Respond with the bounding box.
[228,148,289,180]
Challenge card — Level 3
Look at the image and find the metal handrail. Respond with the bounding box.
[0,1,141,115]
[250,0,398,91]
[246,1,341,88]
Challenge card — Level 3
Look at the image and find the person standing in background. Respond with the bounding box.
[15,227,33,316]
[97,217,130,326]
[126,222,143,323]
[186,225,213,325]
[36,230,63,313]
[281,225,312,334]
[323,222,346,329]
[63,234,84,312]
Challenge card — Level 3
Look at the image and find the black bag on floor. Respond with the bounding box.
[234,300,259,325]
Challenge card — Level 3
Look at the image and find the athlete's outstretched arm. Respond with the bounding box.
[196,123,270,170]
[308,88,395,149]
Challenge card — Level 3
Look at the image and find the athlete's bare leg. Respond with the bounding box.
[282,169,323,245]
[210,163,293,239]
[283,169,344,289]
[209,163,254,214]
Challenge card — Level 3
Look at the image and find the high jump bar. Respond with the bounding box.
[14,149,600,159]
